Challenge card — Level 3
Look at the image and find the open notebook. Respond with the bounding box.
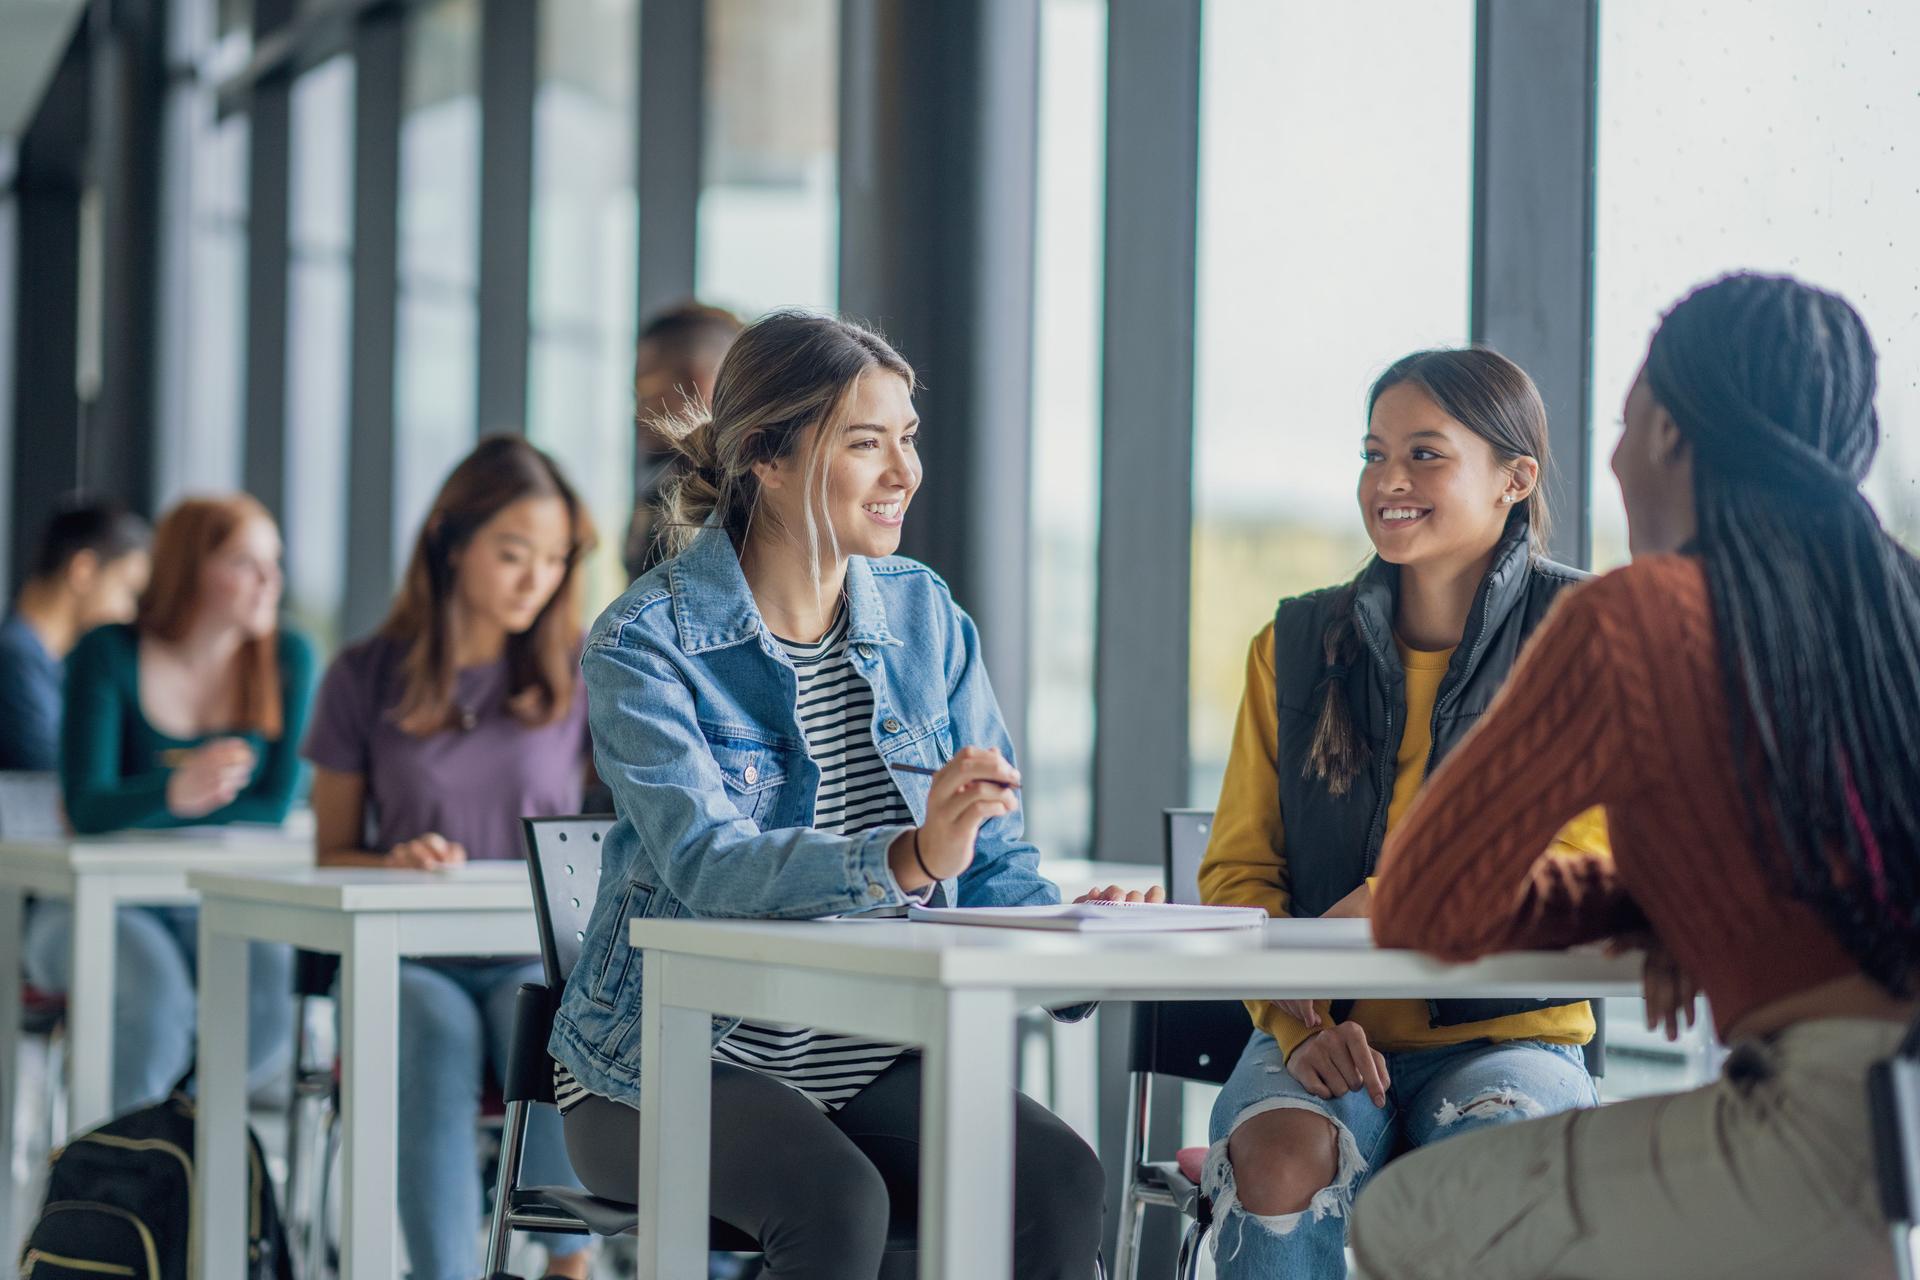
[906,902,1267,933]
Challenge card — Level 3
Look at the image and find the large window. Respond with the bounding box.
[697,0,839,316]
[1024,0,1107,860]
[528,0,640,618]
[284,55,355,650]
[1591,3,1920,568]
[154,99,249,508]
[1188,0,1474,804]
[392,0,481,572]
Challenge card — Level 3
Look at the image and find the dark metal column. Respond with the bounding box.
[241,0,294,522]
[836,0,1041,748]
[1090,0,1201,864]
[476,0,536,433]
[1089,1,1203,1269]
[635,0,702,323]
[342,9,403,639]
[1471,0,1600,568]
[8,34,89,590]
[86,0,168,511]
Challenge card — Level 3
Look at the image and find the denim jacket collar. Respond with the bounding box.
[667,522,904,655]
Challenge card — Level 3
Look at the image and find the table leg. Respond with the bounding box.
[65,880,116,1134]
[920,988,1016,1280]
[338,917,400,1280]
[0,885,23,1264]
[193,912,253,1280]
[635,952,711,1280]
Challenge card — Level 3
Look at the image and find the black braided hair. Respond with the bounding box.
[1645,272,1920,994]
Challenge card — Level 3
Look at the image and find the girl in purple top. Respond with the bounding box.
[302,436,596,1280]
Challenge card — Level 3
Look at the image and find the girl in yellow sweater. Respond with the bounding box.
[1197,347,1616,1277]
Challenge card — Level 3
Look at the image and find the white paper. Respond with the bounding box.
[907,902,1267,932]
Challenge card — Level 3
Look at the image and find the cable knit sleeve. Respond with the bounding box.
[1372,573,1653,958]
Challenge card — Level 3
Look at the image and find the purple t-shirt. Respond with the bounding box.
[302,634,590,863]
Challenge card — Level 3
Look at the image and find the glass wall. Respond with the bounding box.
[1188,0,1474,804]
[1024,0,1107,860]
[697,0,840,317]
[392,0,482,573]
[154,108,249,508]
[283,55,355,650]
[528,0,640,616]
[1591,2,1920,567]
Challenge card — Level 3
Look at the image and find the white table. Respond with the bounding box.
[0,825,311,1264]
[629,918,1642,1280]
[190,863,541,1280]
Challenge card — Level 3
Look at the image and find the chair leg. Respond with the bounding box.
[482,1099,532,1277]
[306,1102,339,1280]
[1895,1222,1920,1280]
[1177,1218,1207,1280]
[1112,1070,1152,1280]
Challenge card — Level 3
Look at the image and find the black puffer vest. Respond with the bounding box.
[1274,517,1588,1028]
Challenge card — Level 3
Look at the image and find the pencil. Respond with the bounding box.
[889,761,1020,790]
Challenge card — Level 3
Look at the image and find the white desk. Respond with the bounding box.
[629,918,1642,1280]
[189,863,539,1280]
[0,825,310,1264]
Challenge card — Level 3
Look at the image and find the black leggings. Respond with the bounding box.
[563,1055,1106,1279]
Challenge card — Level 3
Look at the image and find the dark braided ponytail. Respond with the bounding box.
[1645,272,1920,994]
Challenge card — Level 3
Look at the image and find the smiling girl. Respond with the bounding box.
[1195,348,1615,1278]
[548,310,1107,1279]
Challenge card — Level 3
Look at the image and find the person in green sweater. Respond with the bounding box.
[23,494,315,1111]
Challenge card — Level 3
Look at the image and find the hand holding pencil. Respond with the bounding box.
[887,746,1021,889]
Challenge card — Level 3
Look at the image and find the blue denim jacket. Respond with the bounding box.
[550,524,1060,1103]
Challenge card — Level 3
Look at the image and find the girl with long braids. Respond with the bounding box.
[1355,272,1920,1279]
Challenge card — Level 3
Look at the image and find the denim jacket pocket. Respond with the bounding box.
[707,734,788,823]
[590,880,653,1010]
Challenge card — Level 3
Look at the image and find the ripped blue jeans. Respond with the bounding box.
[1205,1031,1597,1279]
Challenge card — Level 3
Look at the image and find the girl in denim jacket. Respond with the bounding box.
[550,311,1109,1279]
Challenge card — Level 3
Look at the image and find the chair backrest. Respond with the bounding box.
[1162,808,1214,905]
[521,815,617,991]
[1128,807,1251,1085]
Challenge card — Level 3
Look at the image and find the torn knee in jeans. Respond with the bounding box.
[1203,1099,1368,1258]
[1430,1084,1546,1129]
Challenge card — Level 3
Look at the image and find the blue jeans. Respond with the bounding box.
[21,901,294,1114]
[393,959,586,1280]
[1206,1031,1598,1279]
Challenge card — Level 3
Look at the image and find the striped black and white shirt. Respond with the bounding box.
[554,602,917,1115]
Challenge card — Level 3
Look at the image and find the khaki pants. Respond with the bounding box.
[1350,1018,1905,1280]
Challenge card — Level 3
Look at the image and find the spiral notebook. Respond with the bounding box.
[906,902,1267,933]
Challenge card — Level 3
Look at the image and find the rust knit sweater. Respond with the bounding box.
[1372,554,1861,1041]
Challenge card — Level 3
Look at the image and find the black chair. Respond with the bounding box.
[481,815,750,1278]
[1870,1013,1920,1280]
[1113,809,1254,1280]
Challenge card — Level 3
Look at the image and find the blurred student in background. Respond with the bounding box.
[624,301,743,579]
[304,435,598,1280]
[24,494,310,1111]
[0,500,151,771]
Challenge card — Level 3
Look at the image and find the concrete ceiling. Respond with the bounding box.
[0,0,87,147]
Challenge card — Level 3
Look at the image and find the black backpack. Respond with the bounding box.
[20,1090,293,1280]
